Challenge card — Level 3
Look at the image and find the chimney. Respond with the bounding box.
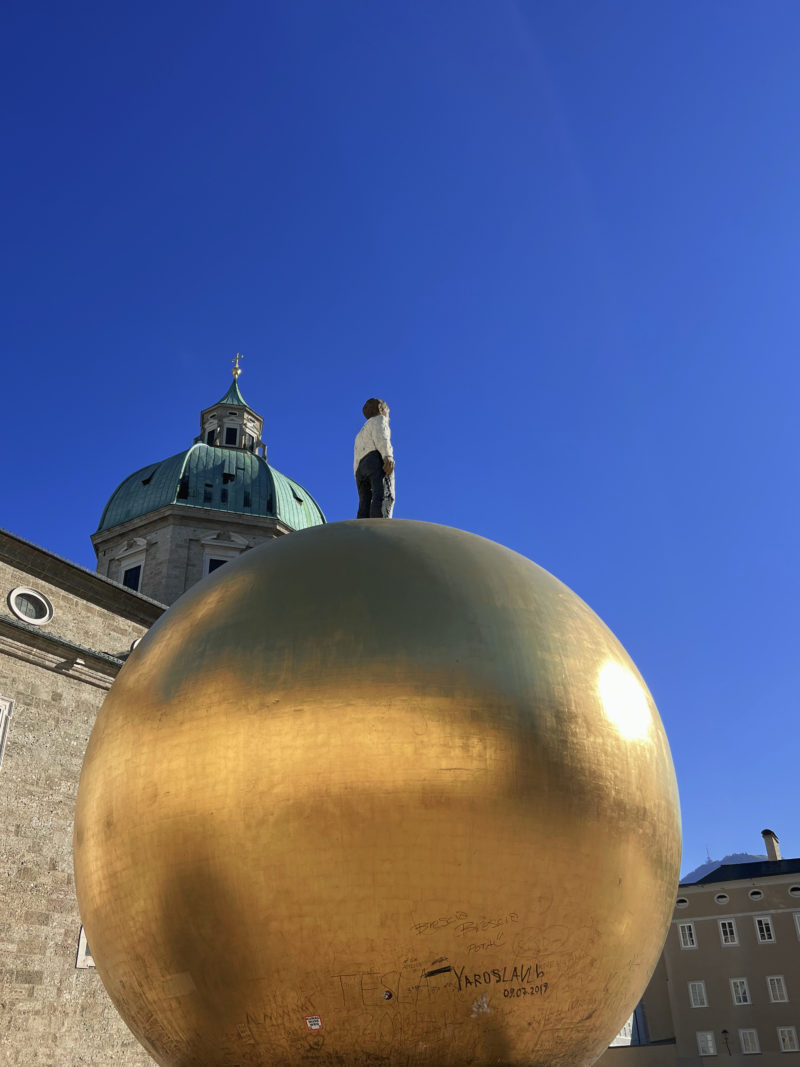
[762,828,781,861]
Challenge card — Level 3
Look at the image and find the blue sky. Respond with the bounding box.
[3,1,799,876]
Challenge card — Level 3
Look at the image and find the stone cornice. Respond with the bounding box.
[90,505,289,546]
[0,616,124,691]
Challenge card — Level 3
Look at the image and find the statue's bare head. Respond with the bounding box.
[363,398,389,419]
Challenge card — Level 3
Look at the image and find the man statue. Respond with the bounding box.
[354,398,395,518]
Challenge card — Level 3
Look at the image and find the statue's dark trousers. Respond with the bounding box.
[356,450,394,518]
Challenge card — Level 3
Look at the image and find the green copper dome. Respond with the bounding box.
[96,444,325,533]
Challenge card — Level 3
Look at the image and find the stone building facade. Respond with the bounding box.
[1,372,325,1064]
[0,530,164,1065]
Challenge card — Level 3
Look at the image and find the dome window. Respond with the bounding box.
[122,565,142,591]
[8,587,53,626]
[201,532,247,576]
[116,539,147,593]
[206,430,216,446]
[225,427,238,446]
[139,463,158,486]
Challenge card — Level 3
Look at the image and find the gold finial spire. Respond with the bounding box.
[232,352,244,379]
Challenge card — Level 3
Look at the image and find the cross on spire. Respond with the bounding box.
[232,352,244,379]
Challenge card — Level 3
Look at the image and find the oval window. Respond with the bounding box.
[676,897,689,908]
[8,587,54,626]
[715,893,729,904]
[749,889,764,901]
[788,886,800,898]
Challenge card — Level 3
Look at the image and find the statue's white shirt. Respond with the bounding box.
[354,415,394,474]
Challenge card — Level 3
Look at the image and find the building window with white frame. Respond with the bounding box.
[778,1026,799,1052]
[0,697,13,771]
[768,976,789,1003]
[76,926,95,969]
[739,1029,760,1055]
[697,1030,717,1056]
[756,916,776,943]
[689,981,708,1008]
[203,550,242,576]
[8,586,54,625]
[679,922,697,949]
[201,532,247,577]
[719,919,738,946]
[731,978,751,1005]
[115,539,146,593]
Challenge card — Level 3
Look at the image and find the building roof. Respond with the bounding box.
[212,377,248,407]
[682,857,800,886]
[96,444,325,533]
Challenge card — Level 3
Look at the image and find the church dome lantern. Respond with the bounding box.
[198,354,267,456]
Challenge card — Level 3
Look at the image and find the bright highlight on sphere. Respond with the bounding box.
[597,660,654,742]
[74,520,681,1067]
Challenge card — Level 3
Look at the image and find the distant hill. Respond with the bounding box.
[682,853,766,884]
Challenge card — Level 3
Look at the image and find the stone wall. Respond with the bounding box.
[1,559,149,658]
[0,533,163,1065]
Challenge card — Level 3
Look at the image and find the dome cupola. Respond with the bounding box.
[92,357,325,605]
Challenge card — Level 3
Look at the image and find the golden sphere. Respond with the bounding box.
[74,520,680,1067]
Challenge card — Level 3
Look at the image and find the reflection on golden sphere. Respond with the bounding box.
[74,520,680,1067]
